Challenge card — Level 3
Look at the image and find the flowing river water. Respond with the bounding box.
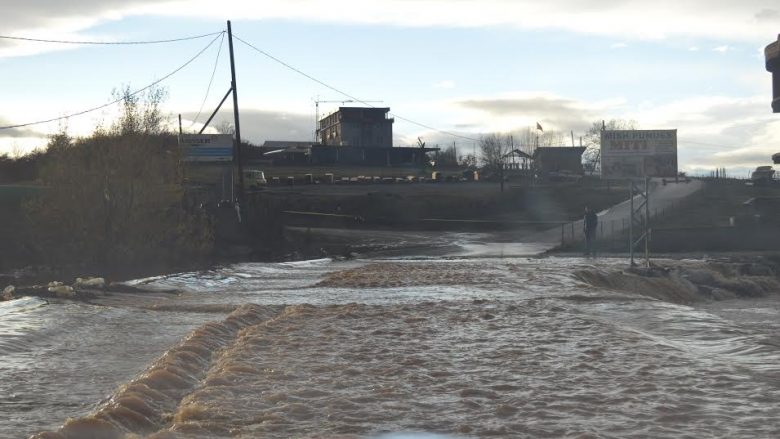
[2,250,780,438]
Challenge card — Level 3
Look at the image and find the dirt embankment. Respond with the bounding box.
[590,179,780,253]
[248,179,629,229]
[575,256,780,304]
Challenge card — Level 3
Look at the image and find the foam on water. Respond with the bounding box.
[11,256,780,438]
[35,303,780,437]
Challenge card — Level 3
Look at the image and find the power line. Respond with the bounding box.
[189,32,226,128]
[0,31,224,46]
[232,33,481,143]
[0,32,224,131]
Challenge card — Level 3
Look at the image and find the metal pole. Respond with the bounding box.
[645,177,650,267]
[629,182,634,266]
[178,114,182,136]
[227,20,245,203]
[561,224,564,246]
[198,87,233,134]
[499,140,505,193]
[611,219,615,248]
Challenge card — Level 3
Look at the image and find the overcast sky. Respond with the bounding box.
[1,0,779,174]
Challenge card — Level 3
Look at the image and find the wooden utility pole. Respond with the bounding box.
[227,20,245,202]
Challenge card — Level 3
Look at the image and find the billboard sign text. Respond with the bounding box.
[600,129,677,179]
[180,134,234,162]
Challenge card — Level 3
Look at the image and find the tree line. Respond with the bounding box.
[1,86,214,277]
[429,119,638,176]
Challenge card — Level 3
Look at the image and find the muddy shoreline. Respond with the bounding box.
[574,254,780,304]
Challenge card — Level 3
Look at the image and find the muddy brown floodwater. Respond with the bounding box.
[3,256,780,438]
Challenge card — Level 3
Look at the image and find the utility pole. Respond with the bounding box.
[499,139,505,192]
[628,177,651,267]
[510,135,515,169]
[227,20,245,203]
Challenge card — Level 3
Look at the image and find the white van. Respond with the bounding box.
[243,170,267,188]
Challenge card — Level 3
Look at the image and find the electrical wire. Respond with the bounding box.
[0,32,224,131]
[188,32,226,128]
[232,33,481,143]
[0,31,224,45]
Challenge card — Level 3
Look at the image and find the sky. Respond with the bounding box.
[1,0,779,175]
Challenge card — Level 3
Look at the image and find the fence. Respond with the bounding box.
[558,197,688,249]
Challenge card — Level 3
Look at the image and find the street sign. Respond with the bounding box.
[180,134,234,162]
[601,129,677,179]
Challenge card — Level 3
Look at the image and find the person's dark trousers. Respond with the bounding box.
[584,230,596,256]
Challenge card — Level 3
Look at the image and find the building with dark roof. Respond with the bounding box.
[318,107,394,147]
[532,146,586,177]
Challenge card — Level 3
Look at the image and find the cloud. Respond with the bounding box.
[181,109,313,144]
[630,94,780,170]
[0,107,314,156]
[754,8,780,21]
[2,0,780,58]
[406,90,780,172]
[433,80,456,89]
[0,120,42,139]
[0,0,154,57]
[144,0,780,42]
[713,45,731,53]
[610,42,628,49]
[455,93,599,132]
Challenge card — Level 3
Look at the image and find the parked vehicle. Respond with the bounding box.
[243,170,267,188]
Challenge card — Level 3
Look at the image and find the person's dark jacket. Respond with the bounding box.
[584,211,598,234]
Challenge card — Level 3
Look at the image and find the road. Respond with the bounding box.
[451,178,705,257]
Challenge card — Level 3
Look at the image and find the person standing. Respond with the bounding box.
[584,206,598,256]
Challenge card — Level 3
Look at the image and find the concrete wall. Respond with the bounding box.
[651,225,780,252]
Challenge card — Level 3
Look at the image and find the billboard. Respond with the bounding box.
[600,129,677,179]
[180,134,234,162]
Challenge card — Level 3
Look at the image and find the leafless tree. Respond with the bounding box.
[480,133,506,173]
[27,86,213,272]
[437,145,459,167]
[110,84,169,136]
[215,120,236,136]
[582,119,639,175]
[509,126,567,157]
[459,154,477,169]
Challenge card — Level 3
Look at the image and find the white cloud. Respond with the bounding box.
[713,45,731,53]
[453,92,609,133]
[627,94,780,171]
[395,91,780,172]
[0,0,148,58]
[434,80,456,89]
[146,1,780,42]
[610,42,628,49]
[688,46,700,51]
[0,137,48,157]
[2,0,780,59]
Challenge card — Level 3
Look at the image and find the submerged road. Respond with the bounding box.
[453,178,704,257]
